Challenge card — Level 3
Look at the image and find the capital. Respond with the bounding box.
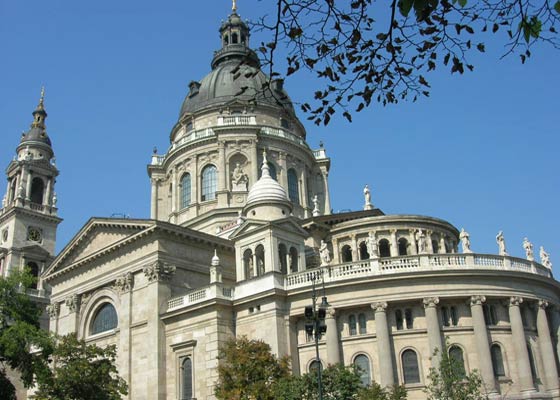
[143,260,176,282]
[470,295,486,307]
[509,296,523,307]
[326,307,336,319]
[423,297,440,308]
[46,302,60,318]
[114,272,134,293]
[65,294,81,313]
[371,301,388,313]
[538,299,549,310]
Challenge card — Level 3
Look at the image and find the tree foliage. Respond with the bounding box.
[273,363,407,400]
[424,343,488,400]
[0,270,52,399]
[254,0,560,124]
[34,334,128,400]
[215,336,291,400]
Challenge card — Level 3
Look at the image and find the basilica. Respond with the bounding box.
[1,4,560,400]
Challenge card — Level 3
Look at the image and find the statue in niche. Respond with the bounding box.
[523,237,534,261]
[17,185,25,199]
[496,231,508,256]
[231,162,248,191]
[540,246,552,269]
[363,184,373,210]
[319,240,331,266]
[416,229,427,254]
[367,232,378,258]
[2,195,6,209]
[52,192,58,207]
[459,228,472,253]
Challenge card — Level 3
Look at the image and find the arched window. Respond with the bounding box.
[432,240,439,253]
[449,346,466,377]
[354,354,371,386]
[181,357,193,400]
[341,245,353,262]
[289,247,298,273]
[201,165,217,201]
[91,303,118,335]
[243,249,254,279]
[223,34,229,45]
[287,169,300,205]
[358,313,367,334]
[30,177,44,204]
[232,32,239,44]
[309,360,322,374]
[405,309,413,329]
[349,314,357,336]
[26,261,39,290]
[378,239,391,257]
[359,242,369,260]
[255,245,265,276]
[402,349,420,384]
[180,174,191,209]
[278,244,288,274]
[398,238,409,256]
[395,309,404,330]
[491,344,505,377]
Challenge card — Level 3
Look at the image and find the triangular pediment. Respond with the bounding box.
[229,219,268,239]
[44,218,155,277]
[230,217,308,240]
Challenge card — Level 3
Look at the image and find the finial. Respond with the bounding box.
[37,86,45,110]
[212,249,220,266]
[261,149,270,178]
[232,0,237,13]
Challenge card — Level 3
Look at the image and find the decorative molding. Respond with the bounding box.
[509,296,523,307]
[423,297,440,308]
[371,301,388,313]
[114,272,134,293]
[470,295,486,307]
[65,293,81,313]
[46,302,60,318]
[143,260,176,282]
[326,307,336,319]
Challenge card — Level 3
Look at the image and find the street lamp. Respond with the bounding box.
[304,273,328,400]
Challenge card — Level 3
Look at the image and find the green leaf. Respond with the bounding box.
[399,0,414,17]
[458,0,467,7]
[555,1,560,14]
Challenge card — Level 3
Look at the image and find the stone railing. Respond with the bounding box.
[312,148,328,160]
[218,115,256,126]
[286,253,552,290]
[259,126,308,147]
[167,284,234,312]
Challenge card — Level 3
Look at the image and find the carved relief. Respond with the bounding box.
[143,260,176,282]
[114,272,134,293]
[46,303,60,318]
[65,294,81,313]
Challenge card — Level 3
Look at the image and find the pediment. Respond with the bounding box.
[44,218,155,277]
[229,219,268,239]
[229,217,308,240]
[271,218,309,237]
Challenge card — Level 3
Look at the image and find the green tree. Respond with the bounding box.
[214,336,290,400]
[425,343,488,400]
[272,363,407,400]
[34,333,128,400]
[255,0,560,124]
[0,270,52,400]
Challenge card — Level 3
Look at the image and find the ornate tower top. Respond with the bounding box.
[18,87,54,161]
[232,0,237,13]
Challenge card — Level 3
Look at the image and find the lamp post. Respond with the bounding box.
[304,272,328,400]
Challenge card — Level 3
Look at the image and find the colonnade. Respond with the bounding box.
[318,296,559,397]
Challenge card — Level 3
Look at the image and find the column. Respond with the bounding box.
[536,300,560,395]
[278,152,288,189]
[45,178,52,206]
[218,140,226,191]
[193,156,199,215]
[25,170,32,201]
[423,297,443,368]
[250,140,259,186]
[372,302,395,386]
[551,306,560,373]
[321,169,331,215]
[171,168,177,214]
[5,179,11,204]
[389,229,398,257]
[426,230,434,253]
[300,168,309,217]
[409,229,417,255]
[325,308,341,364]
[351,234,358,261]
[469,295,497,394]
[509,296,536,393]
[150,178,158,219]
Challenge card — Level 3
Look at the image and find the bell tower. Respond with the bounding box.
[0,89,62,301]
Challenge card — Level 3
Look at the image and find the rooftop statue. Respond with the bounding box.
[523,237,534,261]
[496,231,508,256]
[320,240,331,266]
[363,184,373,210]
[540,246,552,269]
[460,228,472,253]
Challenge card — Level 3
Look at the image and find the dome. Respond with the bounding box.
[21,126,52,146]
[178,10,295,118]
[246,152,290,206]
[20,90,53,148]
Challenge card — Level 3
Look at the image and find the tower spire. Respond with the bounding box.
[232,0,237,13]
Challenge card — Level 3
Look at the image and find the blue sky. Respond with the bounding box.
[1,1,558,273]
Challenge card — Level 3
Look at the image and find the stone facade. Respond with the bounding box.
[4,7,560,400]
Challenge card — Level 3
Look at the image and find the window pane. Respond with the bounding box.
[349,315,357,336]
[354,355,371,386]
[402,350,420,384]
[287,169,300,205]
[91,303,118,335]
[182,357,192,400]
[201,165,217,201]
[405,309,413,329]
[449,346,466,377]
[491,344,505,377]
[358,313,367,334]
[181,174,191,208]
[396,310,403,331]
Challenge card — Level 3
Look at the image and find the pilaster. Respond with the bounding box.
[325,308,340,364]
[372,301,395,386]
[536,300,560,397]
[423,297,442,368]
[469,295,497,394]
[508,296,536,393]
